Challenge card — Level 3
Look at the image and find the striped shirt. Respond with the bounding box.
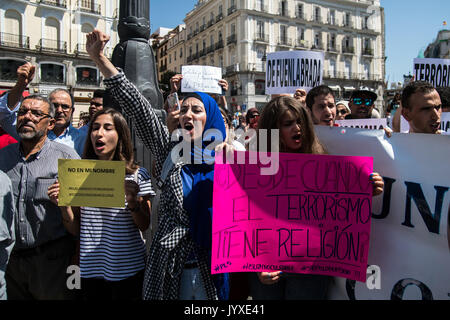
[80,167,155,281]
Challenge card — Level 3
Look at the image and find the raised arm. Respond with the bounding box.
[86,30,170,176]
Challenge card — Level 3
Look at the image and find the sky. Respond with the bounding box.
[149,0,450,84]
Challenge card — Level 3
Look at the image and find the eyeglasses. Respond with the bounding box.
[352,98,374,106]
[53,103,72,111]
[249,113,260,119]
[16,108,52,120]
[90,102,103,107]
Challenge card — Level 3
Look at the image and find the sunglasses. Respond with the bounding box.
[249,113,260,119]
[90,102,103,107]
[352,98,374,106]
[53,103,72,111]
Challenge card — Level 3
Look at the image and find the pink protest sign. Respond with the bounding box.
[212,152,373,282]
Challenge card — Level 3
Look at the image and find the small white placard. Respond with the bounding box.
[181,65,222,94]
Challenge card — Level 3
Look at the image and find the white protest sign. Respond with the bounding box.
[441,112,450,133]
[181,65,222,94]
[413,58,450,87]
[336,118,387,130]
[315,126,450,300]
[265,50,324,94]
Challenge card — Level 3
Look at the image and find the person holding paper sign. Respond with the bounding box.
[84,30,229,300]
[48,108,154,300]
[251,96,384,300]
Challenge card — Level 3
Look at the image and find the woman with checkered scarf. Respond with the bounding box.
[86,30,229,300]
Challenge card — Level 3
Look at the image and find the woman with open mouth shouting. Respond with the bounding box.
[251,96,384,300]
[47,108,155,300]
[85,29,229,300]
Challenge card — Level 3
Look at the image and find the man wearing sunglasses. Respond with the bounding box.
[0,95,79,300]
[346,89,378,119]
[0,63,87,156]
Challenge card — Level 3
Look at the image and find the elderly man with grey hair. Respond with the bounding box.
[0,95,80,300]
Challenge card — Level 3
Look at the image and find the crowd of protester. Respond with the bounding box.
[0,29,447,301]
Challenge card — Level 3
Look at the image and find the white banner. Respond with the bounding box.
[413,58,450,87]
[181,65,222,94]
[315,126,450,300]
[265,50,324,94]
[335,118,387,130]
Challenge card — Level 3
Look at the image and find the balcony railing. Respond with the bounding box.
[0,32,30,49]
[39,0,67,8]
[207,45,215,54]
[279,8,289,17]
[313,15,322,23]
[362,48,374,56]
[208,19,214,28]
[226,64,239,75]
[76,78,100,87]
[296,12,306,20]
[327,44,339,53]
[199,48,206,57]
[254,33,269,43]
[342,46,355,54]
[37,38,67,53]
[311,42,324,51]
[295,39,310,49]
[247,63,265,72]
[228,5,237,16]
[74,43,88,55]
[78,0,101,15]
[200,24,205,32]
[215,40,224,50]
[277,37,292,46]
[227,34,237,45]
[216,13,223,22]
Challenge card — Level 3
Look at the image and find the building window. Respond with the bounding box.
[297,27,304,41]
[255,79,265,95]
[76,66,98,86]
[0,59,26,82]
[344,13,351,27]
[40,63,65,84]
[5,9,22,37]
[314,7,321,22]
[297,3,304,19]
[329,10,335,25]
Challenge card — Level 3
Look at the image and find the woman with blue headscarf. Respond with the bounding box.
[85,29,229,300]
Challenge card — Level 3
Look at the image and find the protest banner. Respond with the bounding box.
[265,50,324,94]
[212,152,373,282]
[413,58,450,87]
[336,118,387,130]
[58,159,125,208]
[181,65,222,94]
[315,126,450,300]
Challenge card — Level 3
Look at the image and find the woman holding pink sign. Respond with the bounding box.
[251,96,384,300]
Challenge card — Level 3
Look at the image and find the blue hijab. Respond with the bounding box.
[179,92,229,299]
